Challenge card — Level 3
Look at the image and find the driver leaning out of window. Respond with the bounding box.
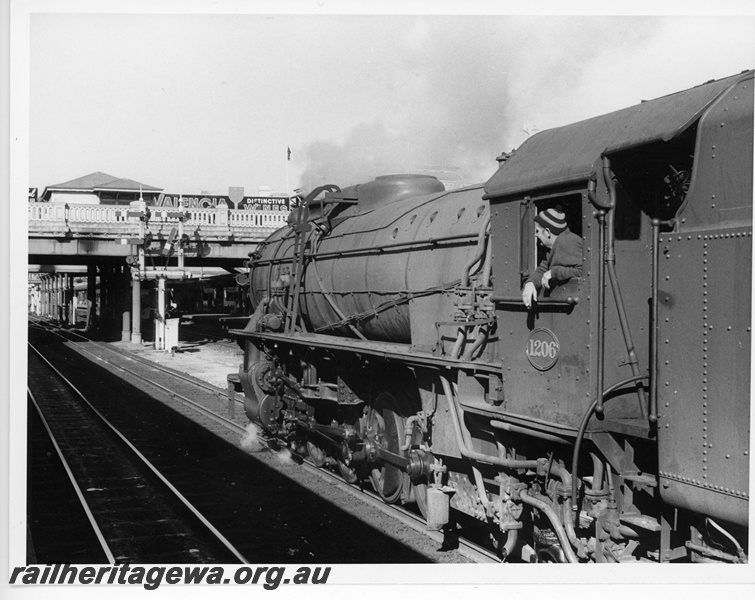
[522,206,583,309]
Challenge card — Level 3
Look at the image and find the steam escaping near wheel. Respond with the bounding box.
[240,422,265,453]
[274,447,296,465]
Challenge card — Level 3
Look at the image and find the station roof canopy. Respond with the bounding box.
[484,70,753,200]
[93,177,163,193]
[41,171,162,200]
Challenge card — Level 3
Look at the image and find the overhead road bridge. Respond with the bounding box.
[28,202,287,265]
[28,200,288,345]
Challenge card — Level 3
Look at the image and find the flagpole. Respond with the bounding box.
[285,144,290,199]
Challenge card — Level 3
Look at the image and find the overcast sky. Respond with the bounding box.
[26,3,755,198]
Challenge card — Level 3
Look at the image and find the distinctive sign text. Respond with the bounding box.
[151,193,290,211]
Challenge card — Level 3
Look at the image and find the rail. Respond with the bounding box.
[28,339,249,563]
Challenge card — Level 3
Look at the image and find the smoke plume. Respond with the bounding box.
[296,16,664,193]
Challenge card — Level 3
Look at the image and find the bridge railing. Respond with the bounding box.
[28,202,289,240]
[229,209,289,229]
[68,204,130,223]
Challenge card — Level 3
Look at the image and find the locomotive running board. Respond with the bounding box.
[232,329,655,440]
[229,329,501,375]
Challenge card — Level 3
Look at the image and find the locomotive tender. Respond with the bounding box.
[232,71,752,563]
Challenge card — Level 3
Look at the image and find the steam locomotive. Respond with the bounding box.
[231,71,752,563]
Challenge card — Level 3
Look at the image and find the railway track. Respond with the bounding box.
[28,317,499,563]
[27,343,248,564]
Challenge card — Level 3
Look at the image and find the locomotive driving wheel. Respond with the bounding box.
[366,392,408,505]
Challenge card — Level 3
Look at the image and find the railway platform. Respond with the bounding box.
[109,332,244,391]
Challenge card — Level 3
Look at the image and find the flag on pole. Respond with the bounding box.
[285,145,290,197]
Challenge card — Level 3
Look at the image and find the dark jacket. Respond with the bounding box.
[527,228,583,289]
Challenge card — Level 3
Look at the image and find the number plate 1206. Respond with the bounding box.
[526,328,560,371]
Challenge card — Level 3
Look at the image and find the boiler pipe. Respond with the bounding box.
[461,214,491,287]
[451,328,467,359]
[602,156,647,419]
[443,374,577,496]
[251,232,480,267]
[489,419,570,445]
[545,463,583,556]
[501,530,518,562]
[400,415,421,451]
[570,374,648,514]
[596,209,606,414]
[481,223,494,287]
[462,324,488,361]
[590,452,605,492]
[440,375,538,471]
[461,325,486,361]
[442,374,583,560]
[519,491,579,563]
[472,465,519,562]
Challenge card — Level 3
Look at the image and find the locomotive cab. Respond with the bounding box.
[486,188,593,429]
[482,70,751,559]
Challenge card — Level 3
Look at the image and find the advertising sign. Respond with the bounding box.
[150,192,290,211]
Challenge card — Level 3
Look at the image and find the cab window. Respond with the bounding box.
[520,193,583,288]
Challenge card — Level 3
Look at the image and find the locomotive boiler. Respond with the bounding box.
[232,70,752,563]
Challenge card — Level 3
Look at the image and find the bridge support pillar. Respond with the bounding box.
[67,274,74,325]
[48,275,53,320]
[46,276,52,319]
[59,274,67,323]
[86,263,97,329]
[101,263,112,326]
[155,276,166,350]
[52,275,59,321]
[40,277,46,318]
[121,264,132,341]
[122,310,131,342]
[53,276,58,319]
[99,264,107,325]
[131,276,142,344]
[39,277,44,318]
[49,276,54,319]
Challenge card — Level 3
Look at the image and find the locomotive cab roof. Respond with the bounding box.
[483,70,754,200]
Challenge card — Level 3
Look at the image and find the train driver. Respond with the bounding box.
[522,206,583,309]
